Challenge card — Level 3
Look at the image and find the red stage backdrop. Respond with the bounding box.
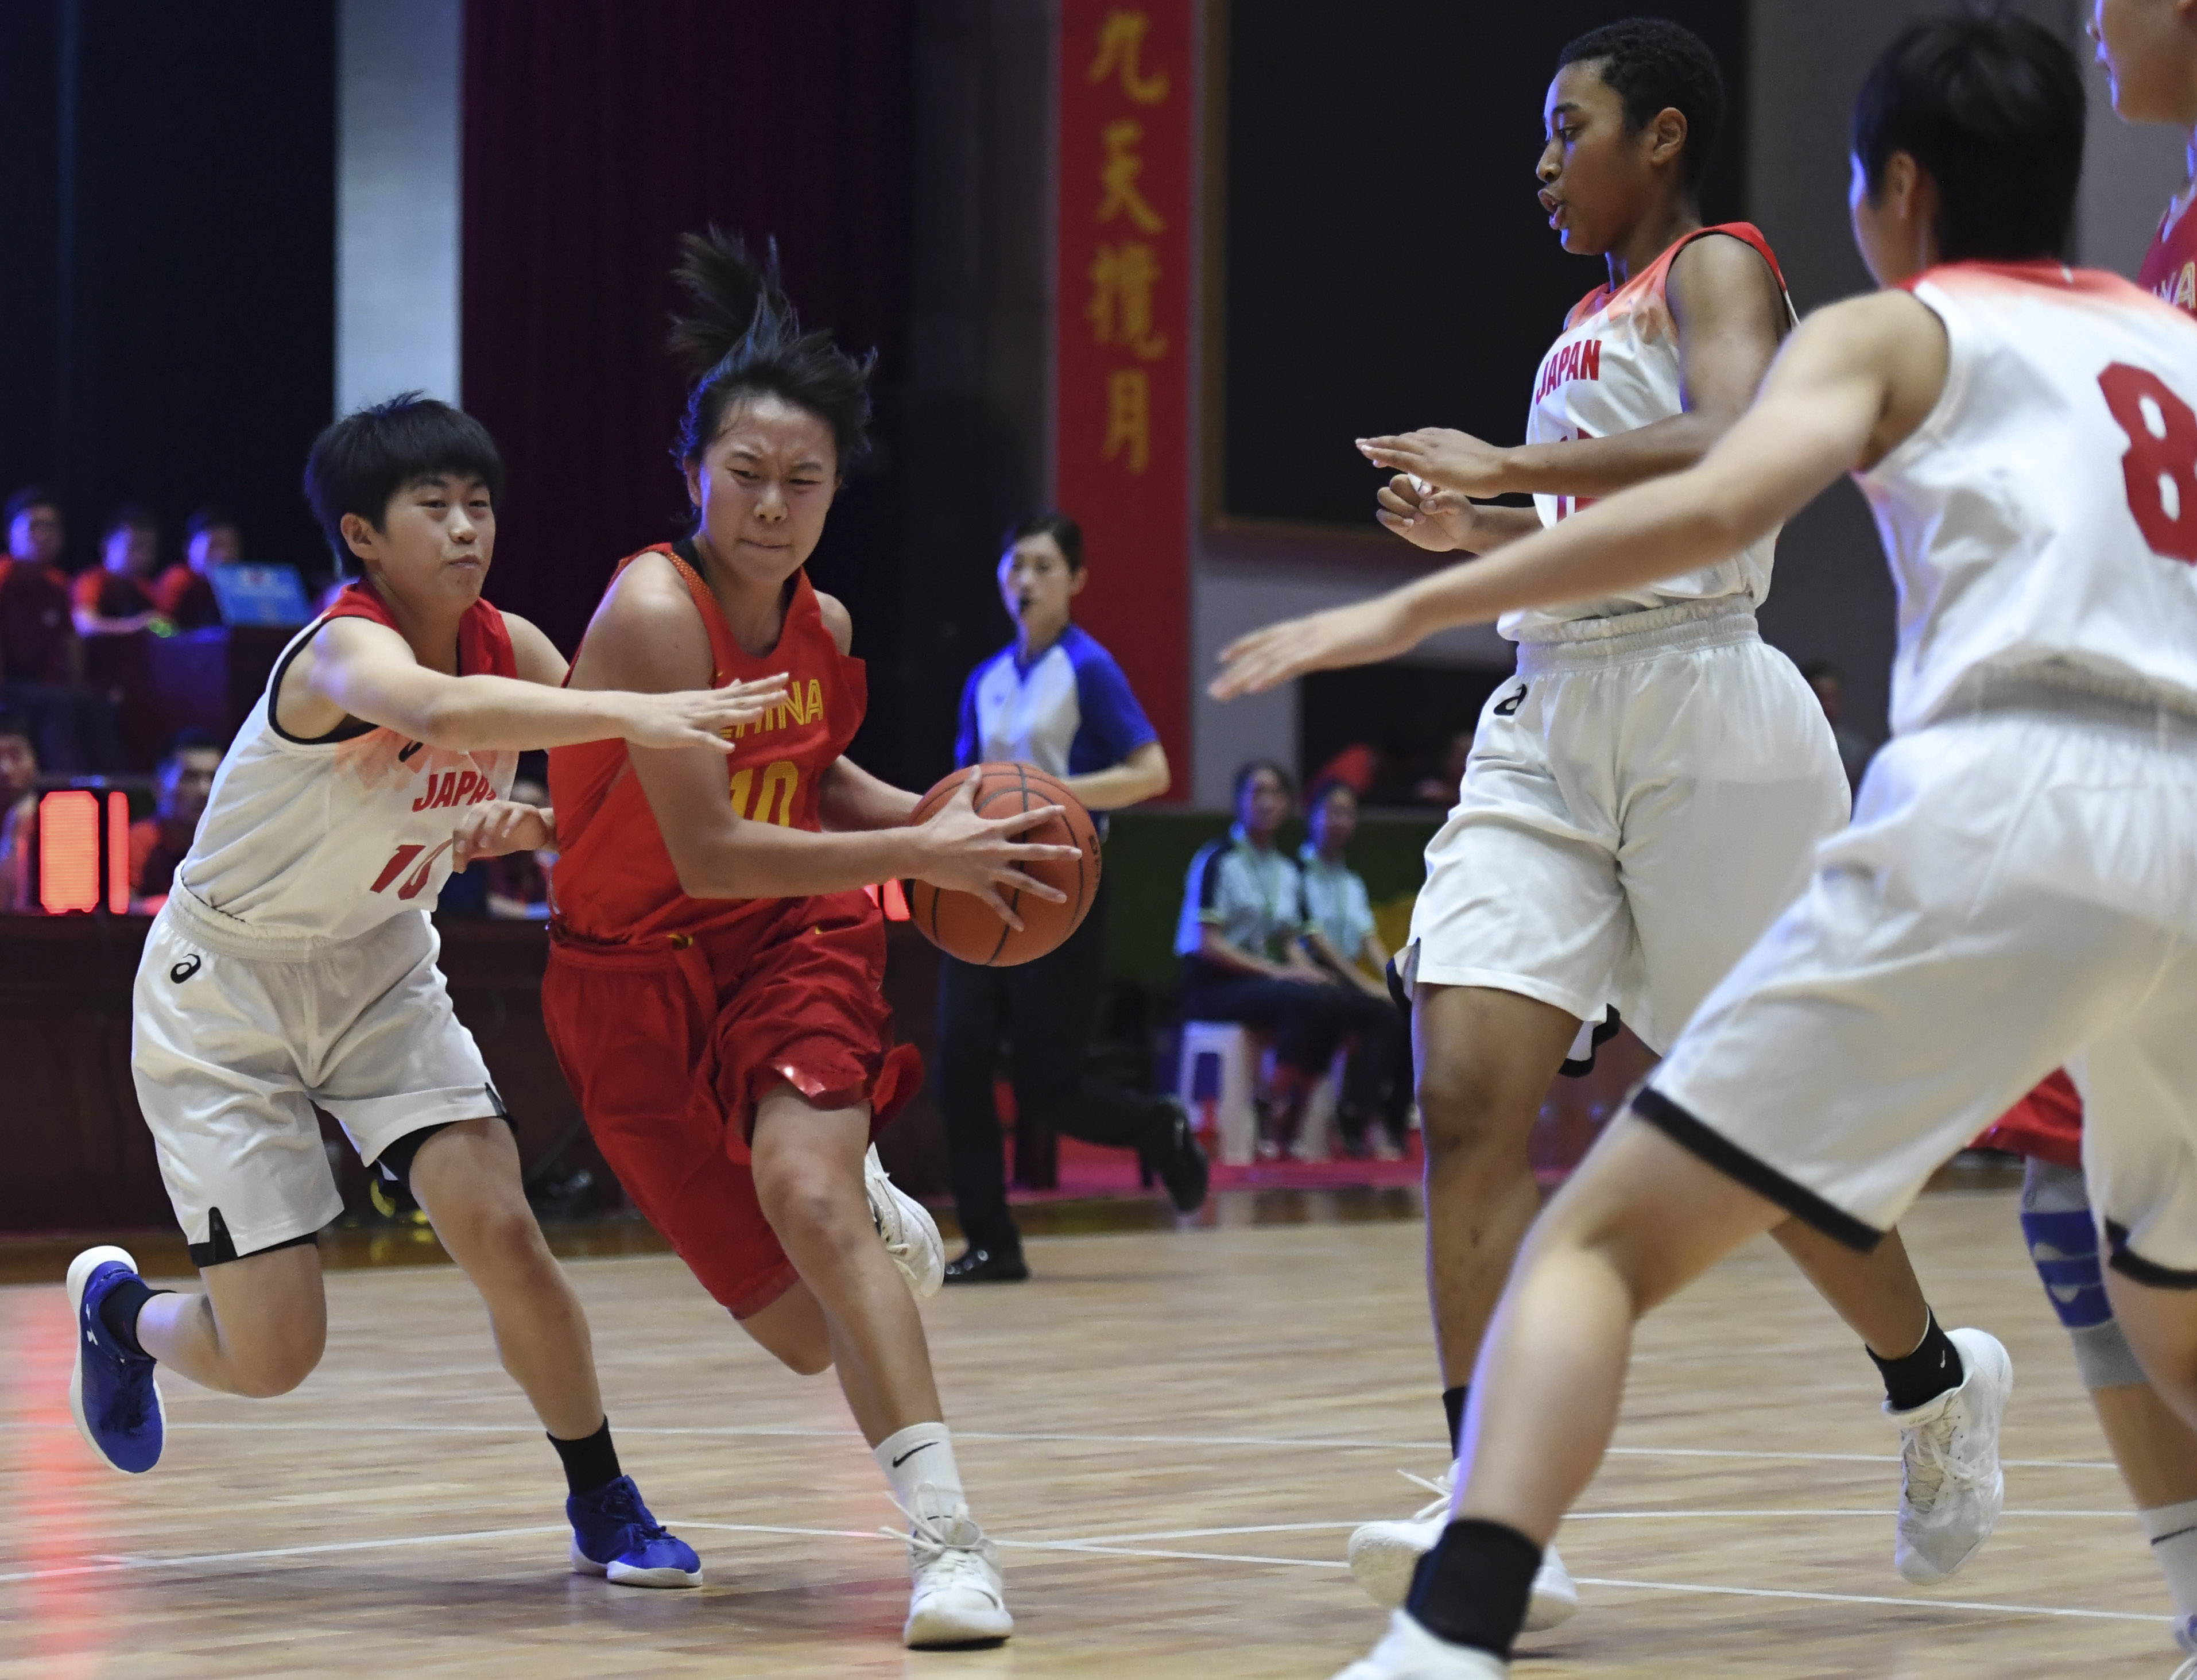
[1056,1,1194,798]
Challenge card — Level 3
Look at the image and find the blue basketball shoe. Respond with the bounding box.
[67,1245,164,1475]
[567,1475,702,1588]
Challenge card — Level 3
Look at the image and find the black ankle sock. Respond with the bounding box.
[1869,1310,1964,1412]
[1442,1385,1468,1458]
[97,1277,168,1360]
[549,1418,622,1498]
[1405,1517,1543,1658]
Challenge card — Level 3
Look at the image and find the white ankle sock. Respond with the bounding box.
[2141,1498,2197,1619]
[875,1422,966,1522]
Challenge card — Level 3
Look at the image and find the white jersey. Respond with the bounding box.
[1504,223,1792,642]
[176,589,517,944]
[1857,262,2197,734]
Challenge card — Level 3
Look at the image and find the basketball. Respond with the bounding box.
[906,764,1101,966]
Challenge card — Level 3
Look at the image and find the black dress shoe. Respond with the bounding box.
[943,1245,1029,1283]
[1143,1100,1211,1214]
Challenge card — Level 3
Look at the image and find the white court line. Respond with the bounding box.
[0,1418,2121,1472]
[0,1517,2168,1628]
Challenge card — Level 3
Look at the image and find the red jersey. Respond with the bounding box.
[0,558,73,682]
[155,564,222,630]
[73,567,158,620]
[2139,190,2197,317]
[549,543,869,946]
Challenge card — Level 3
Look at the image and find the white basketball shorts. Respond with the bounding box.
[1640,692,2197,1278]
[1403,601,1849,1053]
[132,885,504,1265]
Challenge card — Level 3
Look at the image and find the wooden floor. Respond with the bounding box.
[0,1186,2177,1677]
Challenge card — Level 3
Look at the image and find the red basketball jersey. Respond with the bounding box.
[549,544,868,945]
[2139,191,2197,318]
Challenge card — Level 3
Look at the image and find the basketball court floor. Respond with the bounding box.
[1,1186,2173,1677]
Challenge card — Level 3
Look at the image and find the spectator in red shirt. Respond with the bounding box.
[154,506,235,632]
[0,710,36,912]
[73,505,168,636]
[1,486,122,773]
[129,727,222,911]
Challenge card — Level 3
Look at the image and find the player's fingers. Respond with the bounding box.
[998,841,1081,863]
[974,887,1026,932]
[987,800,1066,835]
[1375,489,1419,522]
[683,726,739,754]
[995,867,1067,904]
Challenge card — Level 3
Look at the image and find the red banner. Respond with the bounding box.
[1055,1,1194,799]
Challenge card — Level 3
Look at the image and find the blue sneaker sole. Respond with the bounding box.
[568,1538,702,1589]
[67,1245,165,1476]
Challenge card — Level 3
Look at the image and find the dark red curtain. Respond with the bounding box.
[462,0,916,656]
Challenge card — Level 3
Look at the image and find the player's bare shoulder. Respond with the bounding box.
[575,551,714,692]
[1666,231,1787,333]
[499,611,569,686]
[274,613,409,738]
[813,589,854,655]
[1781,291,1950,467]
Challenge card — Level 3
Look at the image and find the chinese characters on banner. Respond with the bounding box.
[1056,2,1192,795]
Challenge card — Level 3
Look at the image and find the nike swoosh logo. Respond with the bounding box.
[890,1442,936,1469]
[398,740,425,762]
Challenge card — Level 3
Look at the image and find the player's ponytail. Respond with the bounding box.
[668,227,875,482]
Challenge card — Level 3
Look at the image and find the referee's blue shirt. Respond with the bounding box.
[955,624,1158,781]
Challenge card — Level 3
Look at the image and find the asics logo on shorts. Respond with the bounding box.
[1493,683,1529,717]
[168,954,202,984]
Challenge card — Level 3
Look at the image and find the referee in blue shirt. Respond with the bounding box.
[937,513,1210,1282]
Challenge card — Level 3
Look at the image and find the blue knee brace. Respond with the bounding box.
[2021,1206,2114,1331]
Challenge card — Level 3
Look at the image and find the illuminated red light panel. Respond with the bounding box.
[38,789,100,913]
[109,789,131,913]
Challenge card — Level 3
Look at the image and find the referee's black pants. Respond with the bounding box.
[937,881,1171,1254]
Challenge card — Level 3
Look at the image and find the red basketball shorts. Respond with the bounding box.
[1973,1068,2083,1168]
[543,892,923,1319]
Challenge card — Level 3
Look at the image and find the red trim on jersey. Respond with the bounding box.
[321,579,517,679]
[1898,260,2190,323]
[1564,222,1788,331]
[2139,192,2197,316]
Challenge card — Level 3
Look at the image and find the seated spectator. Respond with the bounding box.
[1412,728,1474,808]
[129,728,223,911]
[1299,778,1411,1157]
[1802,659,1874,794]
[1175,760,1408,1158]
[1,487,121,773]
[0,710,36,911]
[73,505,169,637]
[154,506,237,631]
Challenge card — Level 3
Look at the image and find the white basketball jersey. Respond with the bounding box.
[177,600,517,943]
[1857,263,2197,735]
[1504,224,1791,641]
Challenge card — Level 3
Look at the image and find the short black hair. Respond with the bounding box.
[666,228,875,485]
[1853,14,2084,264]
[1556,18,1725,188]
[3,486,59,526]
[1306,776,1356,813]
[303,394,506,568]
[1003,511,1085,572]
[162,726,221,765]
[183,505,237,541]
[103,503,158,540]
[1233,758,1296,807]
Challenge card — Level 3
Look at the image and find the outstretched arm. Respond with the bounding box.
[286,608,788,753]
[572,556,1076,919]
[1359,234,1791,501]
[1214,291,1946,698]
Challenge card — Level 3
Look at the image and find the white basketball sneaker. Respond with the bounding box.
[865,1145,944,1299]
[897,1499,1013,1647]
[1890,1326,2012,1584]
[1347,1465,1578,1632]
[1331,1611,1508,1679]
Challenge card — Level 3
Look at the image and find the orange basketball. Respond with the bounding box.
[905,764,1101,966]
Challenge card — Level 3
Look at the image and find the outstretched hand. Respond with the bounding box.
[909,773,1081,930]
[454,799,555,868]
[622,675,792,752]
[1358,428,1513,497]
[1210,596,1413,700]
